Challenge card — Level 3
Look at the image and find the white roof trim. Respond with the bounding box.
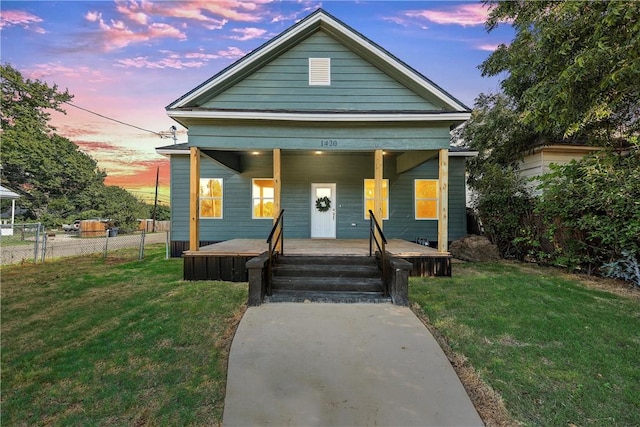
[449,150,479,157]
[167,11,468,111]
[168,110,470,123]
[156,148,190,156]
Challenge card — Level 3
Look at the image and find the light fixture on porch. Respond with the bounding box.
[315,151,323,155]
[251,151,260,155]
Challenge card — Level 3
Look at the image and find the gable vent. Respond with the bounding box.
[309,58,331,86]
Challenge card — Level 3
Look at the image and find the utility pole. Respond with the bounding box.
[152,167,159,232]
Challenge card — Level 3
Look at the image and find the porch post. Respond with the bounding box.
[273,148,282,252]
[438,148,449,253]
[374,149,384,238]
[189,147,201,251]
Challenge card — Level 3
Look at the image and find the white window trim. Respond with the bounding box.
[364,179,389,220]
[414,179,439,220]
[200,178,223,219]
[251,178,275,220]
[309,58,331,86]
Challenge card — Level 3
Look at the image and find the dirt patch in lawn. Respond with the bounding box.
[572,273,640,301]
[410,303,519,427]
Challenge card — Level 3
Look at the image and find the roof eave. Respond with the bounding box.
[166,109,470,124]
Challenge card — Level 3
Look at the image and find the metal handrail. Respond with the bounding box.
[369,210,388,296]
[266,209,285,295]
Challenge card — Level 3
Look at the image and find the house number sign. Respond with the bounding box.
[320,139,338,147]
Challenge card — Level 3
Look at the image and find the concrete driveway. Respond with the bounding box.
[223,303,483,426]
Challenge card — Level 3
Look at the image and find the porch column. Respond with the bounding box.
[189,147,201,251]
[438,148,449,253]
[374,149,384,241]
[273,148,282,252]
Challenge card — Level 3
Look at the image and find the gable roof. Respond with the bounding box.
[167,9,470,115]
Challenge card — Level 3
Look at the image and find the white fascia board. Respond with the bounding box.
[167,110,471,122]
[156,148,190,156]
[449,150,479,157]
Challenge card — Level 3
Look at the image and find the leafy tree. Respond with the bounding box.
[1,64,154,229]
[96,186,150,232]
[457,92,539,187]
[482,0,640,145]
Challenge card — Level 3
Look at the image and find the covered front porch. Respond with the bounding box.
[182,238,452,281]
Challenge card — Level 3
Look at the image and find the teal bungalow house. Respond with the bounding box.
[159,9,472,287]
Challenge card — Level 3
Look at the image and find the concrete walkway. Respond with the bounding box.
[223,303,483,426]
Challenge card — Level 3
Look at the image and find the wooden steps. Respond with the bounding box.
[267,256,389,303]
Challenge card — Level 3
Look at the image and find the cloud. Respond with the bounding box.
[405,4,489,27]
[229,27,267,41]
[91,17,186,51]
[116,54,205,69]
[0,9,45,33]
[216,46,245,59]
[28,63,112,84]
[476,43,500,52]
[116,46,246,69]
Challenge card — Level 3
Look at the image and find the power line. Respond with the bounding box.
[64,101,170,137]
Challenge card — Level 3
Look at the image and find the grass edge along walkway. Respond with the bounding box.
[410,262,640,427]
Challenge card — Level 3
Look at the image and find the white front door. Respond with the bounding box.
[310,183,336,239]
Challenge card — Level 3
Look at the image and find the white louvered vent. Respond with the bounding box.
[309,58,331,86]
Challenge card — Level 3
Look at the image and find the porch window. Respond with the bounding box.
[200,178,223,219]
[415,179,438,220]
[252,178,275,219]
[364,179,389,220]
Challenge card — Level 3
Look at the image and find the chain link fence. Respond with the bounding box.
[1,223,169,265]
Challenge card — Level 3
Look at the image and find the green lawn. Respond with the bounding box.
[1,246,247,426]
[410,262,640,427]
[3,251,638,426]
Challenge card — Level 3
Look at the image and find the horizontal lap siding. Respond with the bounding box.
[203,31,439,111]
[384,158,467,242]
[188,122,450,151]
[170,153,468,243]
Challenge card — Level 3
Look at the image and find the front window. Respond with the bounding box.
[252,179,275,219]
[200,178,223,218]
[415,179,438,220]
[364,179,389,220]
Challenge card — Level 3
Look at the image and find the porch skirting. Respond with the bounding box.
[181,239,452,281]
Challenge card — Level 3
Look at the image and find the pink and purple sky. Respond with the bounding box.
[1,1,513,204]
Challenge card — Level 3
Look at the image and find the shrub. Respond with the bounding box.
[602,251,640,289]
[536,150,640,273]
[472,164,537,260]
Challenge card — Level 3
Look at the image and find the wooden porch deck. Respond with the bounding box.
[183,239,451,281]
[190,238,443,257]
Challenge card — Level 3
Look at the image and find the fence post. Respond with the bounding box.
[41,232,47,263]
[34,223,41,263]
[139,229,146,260]
[104,230,109,258]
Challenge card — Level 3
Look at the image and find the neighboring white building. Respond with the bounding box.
[519,144,600,193]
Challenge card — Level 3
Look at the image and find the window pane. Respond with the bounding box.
[253,199,274,218]
[212,200,222,218]
[364,179,375,198]
[415,180,438,198]
[365,199,375,219]
[416,200,437,219]
[201,199,214,217]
